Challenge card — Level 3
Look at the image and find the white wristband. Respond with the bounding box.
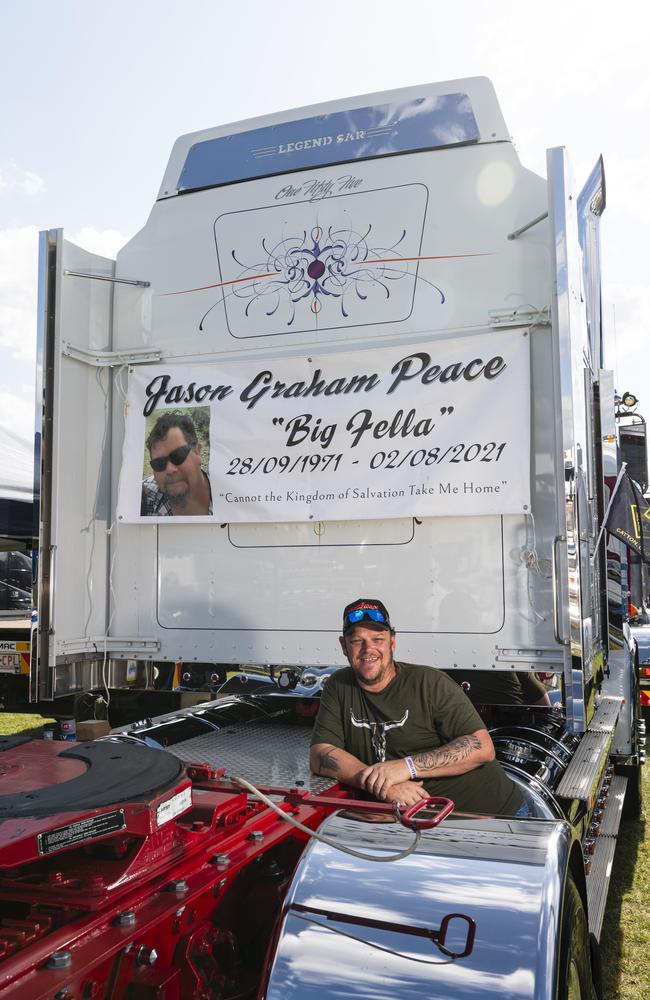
[405,756,417,780]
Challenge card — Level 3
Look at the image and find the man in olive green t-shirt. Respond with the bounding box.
[310,597,523,815]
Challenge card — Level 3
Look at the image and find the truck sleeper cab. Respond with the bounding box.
[23,77,644,998]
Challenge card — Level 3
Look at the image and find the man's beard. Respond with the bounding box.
[358,662,390,687]
[163,479,190,507]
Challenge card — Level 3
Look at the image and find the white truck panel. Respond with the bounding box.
[40,80,575,680]
[48,239,114,670]
[116,142,548,355]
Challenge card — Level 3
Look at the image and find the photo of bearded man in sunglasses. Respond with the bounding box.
[140,410,212,517]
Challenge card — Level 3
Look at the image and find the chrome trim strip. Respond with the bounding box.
[552,534,567,645]
[31,229,60,702]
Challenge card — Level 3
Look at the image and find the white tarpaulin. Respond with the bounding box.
[0,426,33,503]
[117,330,531,524]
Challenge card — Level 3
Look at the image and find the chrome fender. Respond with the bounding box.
[262,812,576,999]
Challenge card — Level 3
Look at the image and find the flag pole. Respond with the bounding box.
[591,462,627,565]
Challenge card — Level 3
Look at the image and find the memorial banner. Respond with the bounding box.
[117,329,530,524]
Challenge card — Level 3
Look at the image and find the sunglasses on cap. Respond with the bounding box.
[150,444,192,473]
[345,608,388,626]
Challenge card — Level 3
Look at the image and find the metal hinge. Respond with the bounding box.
[55,637,160,657]
[488,306,551,329]
[62,342,162,367]
[494,647,564,666]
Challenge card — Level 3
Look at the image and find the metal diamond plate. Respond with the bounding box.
[170,721,333,794]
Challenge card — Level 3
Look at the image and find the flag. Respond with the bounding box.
[605,470,650,563]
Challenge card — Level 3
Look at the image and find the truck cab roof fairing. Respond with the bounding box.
[177,94,480,193]
[157,77,510,200]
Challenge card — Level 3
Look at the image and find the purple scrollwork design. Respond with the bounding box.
[201,223,445,329]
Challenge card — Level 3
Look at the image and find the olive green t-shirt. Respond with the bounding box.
[311,661,522,816]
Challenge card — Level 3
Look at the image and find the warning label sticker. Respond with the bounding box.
[37,809,126,856]
[156,785,192,827]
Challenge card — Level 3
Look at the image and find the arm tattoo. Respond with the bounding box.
[316,748,340,774]
[412,734,482,771]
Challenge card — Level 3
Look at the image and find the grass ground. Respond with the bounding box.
[0,711,648,997]
[600,759,650,999]
[0,712,55,738]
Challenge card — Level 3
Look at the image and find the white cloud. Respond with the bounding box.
[69,226,129,259]
[22,170,45,195]
[0,385,35,445]
[0,226,39,362]
[0,225,131,442]
[0,161,45,195]
[604,152,650,227]
[0,225,131,365]
[603,281,650,399]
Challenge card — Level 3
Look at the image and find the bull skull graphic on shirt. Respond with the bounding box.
[350,709,409,762]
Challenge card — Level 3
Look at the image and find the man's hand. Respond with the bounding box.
[360,759,411,799]
[383,780,428,807]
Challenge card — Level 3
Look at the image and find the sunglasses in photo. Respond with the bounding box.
[345,608,388,625]
[150,444,192,473]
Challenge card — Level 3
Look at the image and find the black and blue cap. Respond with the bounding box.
[342,598,392,634]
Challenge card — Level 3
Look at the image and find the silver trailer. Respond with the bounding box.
[31,77,645,997]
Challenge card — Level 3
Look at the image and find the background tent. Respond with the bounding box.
[0,426,35,548]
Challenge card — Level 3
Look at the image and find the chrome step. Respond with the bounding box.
[589,695,622,733]
[599,774,626,836]
[586,774,627,939]
[556,730,612,801]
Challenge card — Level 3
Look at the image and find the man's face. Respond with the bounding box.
[339,625,396,690]
[150,427,203,506]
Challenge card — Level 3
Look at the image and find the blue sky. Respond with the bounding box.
[2,0,649,469]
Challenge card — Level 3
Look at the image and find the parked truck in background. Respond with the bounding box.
[0,427,34,706]
[0,77,646,998]
[0,549,32,708]
[616,395,650,717]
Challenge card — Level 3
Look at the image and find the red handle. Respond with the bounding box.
[399,796,454,830]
